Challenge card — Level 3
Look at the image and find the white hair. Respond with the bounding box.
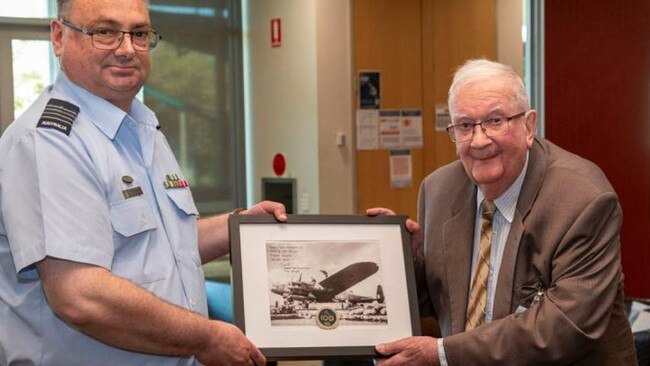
[448,59,529,116]
[57,0,150,19]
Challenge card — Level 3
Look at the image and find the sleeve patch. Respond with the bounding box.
[36,98,80,136]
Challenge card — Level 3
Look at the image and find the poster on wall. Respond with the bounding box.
[435,104,451,132]
[389,149,412,189]
[359,71,381,109]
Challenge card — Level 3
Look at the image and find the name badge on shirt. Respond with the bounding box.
[122,187,144,199]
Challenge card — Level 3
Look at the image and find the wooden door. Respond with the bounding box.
[353,0,496,220]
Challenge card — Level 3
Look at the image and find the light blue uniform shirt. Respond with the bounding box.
[438,154,529,366]
[0,72,206,365]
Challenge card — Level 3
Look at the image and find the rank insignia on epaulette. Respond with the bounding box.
[36,98,80,136]
[164,174,189,188]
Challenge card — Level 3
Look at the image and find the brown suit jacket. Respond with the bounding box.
[416,137,637,365]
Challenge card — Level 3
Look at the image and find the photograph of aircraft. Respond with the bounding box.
[334,284,384,309]
[270,261,378,304]
[338,285,387,319]
[265,239,387,326]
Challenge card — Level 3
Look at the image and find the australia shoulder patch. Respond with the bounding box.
[36,98,80,136]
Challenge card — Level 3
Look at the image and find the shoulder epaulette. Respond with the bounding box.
[36,98,80,136]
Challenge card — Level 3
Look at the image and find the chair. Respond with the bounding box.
[626,298,650,365]
[205,280,233,323]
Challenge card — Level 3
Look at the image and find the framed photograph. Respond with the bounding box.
[228,214,421,360]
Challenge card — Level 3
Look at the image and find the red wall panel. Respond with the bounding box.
[545,1,650,297]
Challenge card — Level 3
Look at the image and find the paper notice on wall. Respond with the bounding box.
[400,109,423,148]
[389,149,412,189]
[356,109,379,150]
[435,104,451,131]
[379,110,401,150]
[358,109,423,150]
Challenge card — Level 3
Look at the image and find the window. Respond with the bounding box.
[0,1,246,215]
[148,1,246,214]
[0,1,52,18]
[0,3,56,128]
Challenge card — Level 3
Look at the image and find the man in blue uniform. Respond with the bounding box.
[0,0,285,364]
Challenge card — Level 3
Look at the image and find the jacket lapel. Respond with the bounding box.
[443,182,477,334]
[493,138,548,318]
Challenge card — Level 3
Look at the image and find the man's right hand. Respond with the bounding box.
[366,207,423,254]
[197,321,266,366]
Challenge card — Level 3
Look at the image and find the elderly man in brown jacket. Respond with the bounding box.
[372,59,637,365]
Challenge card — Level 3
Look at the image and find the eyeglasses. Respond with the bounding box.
[60,19,161,51]
[446,111,527,142]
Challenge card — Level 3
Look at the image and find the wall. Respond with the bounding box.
[244,0,320,213]
[244,0,355,215]
[496,0,523,78]
[315,0,355,214]
[545,0,650,297]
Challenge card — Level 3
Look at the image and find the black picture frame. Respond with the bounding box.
[228,214,421,361]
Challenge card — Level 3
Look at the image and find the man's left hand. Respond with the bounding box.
[375,336,440,366]
[241,200,287,222]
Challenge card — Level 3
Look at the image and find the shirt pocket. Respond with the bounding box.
[165,188,199,217]
[109,196,157,237]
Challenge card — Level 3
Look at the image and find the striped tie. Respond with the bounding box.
[465,200,497,330]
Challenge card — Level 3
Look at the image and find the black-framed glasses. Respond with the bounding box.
[61,19,161,51]
[446,111,527,142]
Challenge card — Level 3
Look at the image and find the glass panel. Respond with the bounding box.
[0,0,51,18]
[12,39,57,119]
[147,0,244,215]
